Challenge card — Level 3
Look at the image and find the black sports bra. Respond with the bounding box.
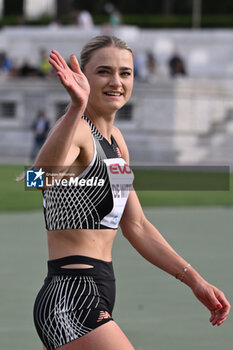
[43,116,134,230]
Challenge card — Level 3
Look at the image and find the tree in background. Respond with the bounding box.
[71,0,233,15]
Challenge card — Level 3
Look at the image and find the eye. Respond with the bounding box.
[121,71,131,76]
[97,70,109,75]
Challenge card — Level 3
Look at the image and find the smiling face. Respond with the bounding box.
[83,46,134,115]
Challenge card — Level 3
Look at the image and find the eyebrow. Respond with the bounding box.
[96,65,133,71]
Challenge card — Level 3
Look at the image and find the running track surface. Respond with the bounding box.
[1,207,232,350]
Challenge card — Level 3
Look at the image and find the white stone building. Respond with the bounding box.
[0,24,233,166]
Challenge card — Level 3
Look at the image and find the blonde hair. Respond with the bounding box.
[80,35,133,71]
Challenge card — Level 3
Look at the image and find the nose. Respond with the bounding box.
[109,73,122,87]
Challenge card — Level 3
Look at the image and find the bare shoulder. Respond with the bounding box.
[73,117,93,148]
[49,116,92,149]
[112,125,130,163]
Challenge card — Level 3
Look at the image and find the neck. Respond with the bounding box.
[84,107,116,143]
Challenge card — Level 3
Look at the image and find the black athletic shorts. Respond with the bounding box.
[33,255,116,350]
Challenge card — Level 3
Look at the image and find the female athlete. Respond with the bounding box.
[32,35,230,350]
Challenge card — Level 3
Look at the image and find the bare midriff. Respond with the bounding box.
[47,228,118,262]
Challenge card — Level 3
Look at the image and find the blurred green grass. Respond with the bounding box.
[0,164,232,212]
[0,165,42,211]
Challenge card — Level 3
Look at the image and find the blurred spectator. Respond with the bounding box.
[0,51,13,75]
[76,9,94,29]
[133,52,144,79]
[30,110,50,162]
[133,52,147,80]
[18,60,39,77]
[0,48,57,79]
[134,50,157,82]
[168,51,187,77]
[109,9,122,27]
[38,49,53,77]
[146,50,157,76]
[102,3,122,32]
[8,59,19,77]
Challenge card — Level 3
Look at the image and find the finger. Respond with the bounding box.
[210,310,223,326]
[207,290,224,312]
[208,300,223,325]
[209,310,215,323]
[216,316,227,326]
[48,58,61,72]
[209,306,220,324]
[49,52,64,69]
[51,50,67,69]
[214,292,231,320]
[70,54,81,74]
[216,306,231,323]
[211,311,221,326]
[210,306,230,326]
[217,292,231,312]
[57,71,69,86]
[212,316,226,326]
[217,311,230,326]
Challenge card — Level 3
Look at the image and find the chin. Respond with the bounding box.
[106,103,124,113]
[107,99,125,108]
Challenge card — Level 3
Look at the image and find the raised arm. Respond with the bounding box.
[34,50,90,171]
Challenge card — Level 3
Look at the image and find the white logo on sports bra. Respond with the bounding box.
[111,213,120,225]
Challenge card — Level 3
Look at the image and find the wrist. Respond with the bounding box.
[70,100,87,110]
[182,266,205,289]
[175,263,191,282]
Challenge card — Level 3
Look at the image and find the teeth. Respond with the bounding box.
[105,92,121,96]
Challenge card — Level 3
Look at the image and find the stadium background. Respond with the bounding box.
[0,1,232,349]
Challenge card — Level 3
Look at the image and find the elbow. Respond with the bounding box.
[121,226,130,239]
[121,215,146,241]
[120,220,134,239]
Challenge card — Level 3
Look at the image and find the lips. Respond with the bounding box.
[104,91,123,96]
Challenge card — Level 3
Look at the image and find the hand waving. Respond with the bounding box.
[49,50,90,107]
[192,281,231,326]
